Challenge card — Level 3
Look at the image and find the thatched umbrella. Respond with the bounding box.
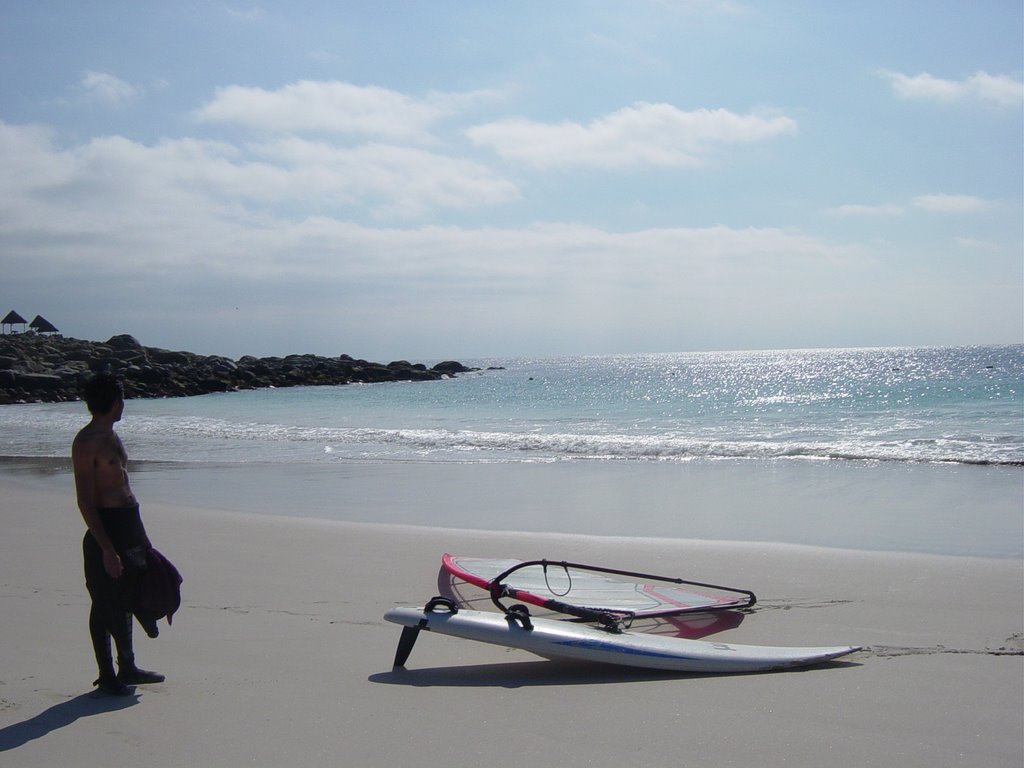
[29,315,59,335]
[2,310,28,334]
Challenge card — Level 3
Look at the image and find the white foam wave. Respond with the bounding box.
[116,416,1024,465]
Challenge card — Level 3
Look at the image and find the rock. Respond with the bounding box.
[0,332,482,403]
[107,334,144,351]
[15,372,64,391]
[200,377,231,393]
[432,360,473,374]
[149,350,191,365]
[113,350,148,364]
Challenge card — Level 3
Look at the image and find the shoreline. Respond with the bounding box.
[2,457,1016,564]
[2,454,1020,559]
[1,474,1021,767]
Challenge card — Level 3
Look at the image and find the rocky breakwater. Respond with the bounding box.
[0,333,477,404]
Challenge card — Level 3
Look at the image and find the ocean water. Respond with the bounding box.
[2,345,1021,467]
[2,346,1021,557]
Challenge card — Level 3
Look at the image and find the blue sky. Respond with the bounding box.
[1,1,1021,360]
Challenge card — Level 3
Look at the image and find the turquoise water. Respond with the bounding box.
[1,345,1020,466]
[2,345,1021,556]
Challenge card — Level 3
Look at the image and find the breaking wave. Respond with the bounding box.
[116,417,1024,466]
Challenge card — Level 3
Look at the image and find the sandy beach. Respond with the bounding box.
[1,469,1021,767]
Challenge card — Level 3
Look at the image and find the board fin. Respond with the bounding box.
[393,626,420,668]
[392,597,460,668]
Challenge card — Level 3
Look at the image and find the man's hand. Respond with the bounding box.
[102,548,123,579]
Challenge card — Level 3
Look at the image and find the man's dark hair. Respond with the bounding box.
[83,374,124,415]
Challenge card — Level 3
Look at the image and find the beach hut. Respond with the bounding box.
[29,315,59,335]
[2,310,28,334]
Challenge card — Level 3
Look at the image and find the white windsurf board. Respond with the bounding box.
[385,603,860,674]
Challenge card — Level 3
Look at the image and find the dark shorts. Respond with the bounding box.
[83,505,151,600]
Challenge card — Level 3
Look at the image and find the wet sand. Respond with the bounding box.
[0,469,1021,767]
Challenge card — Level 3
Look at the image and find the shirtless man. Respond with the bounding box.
[73,374,164,695]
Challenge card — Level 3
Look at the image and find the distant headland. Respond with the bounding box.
[0,332,480,405]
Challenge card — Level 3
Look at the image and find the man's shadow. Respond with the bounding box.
[0,691,138,753]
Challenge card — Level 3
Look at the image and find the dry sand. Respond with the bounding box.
[1,477,1021,767]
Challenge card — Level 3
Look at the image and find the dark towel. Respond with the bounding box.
[131,547,183,637]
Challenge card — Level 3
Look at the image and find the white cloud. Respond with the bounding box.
[0,118,856,295]
[226,6,267,22]
[6,110,1017,358]
[911,194,991,214]
[0,119,517,250]
[827,203,904,217]
[653,0,750,16]
[879,70,1024,108]
[956,237,1001,251]
[967,71,1024,107]
[194,80,499,140]
[467,102,797,169]
[248,138,521,217]
[78,71,141,105]
[308,50,339,65]
[827,195,993,217]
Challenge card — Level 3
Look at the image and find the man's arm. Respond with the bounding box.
[72,435,123,579]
